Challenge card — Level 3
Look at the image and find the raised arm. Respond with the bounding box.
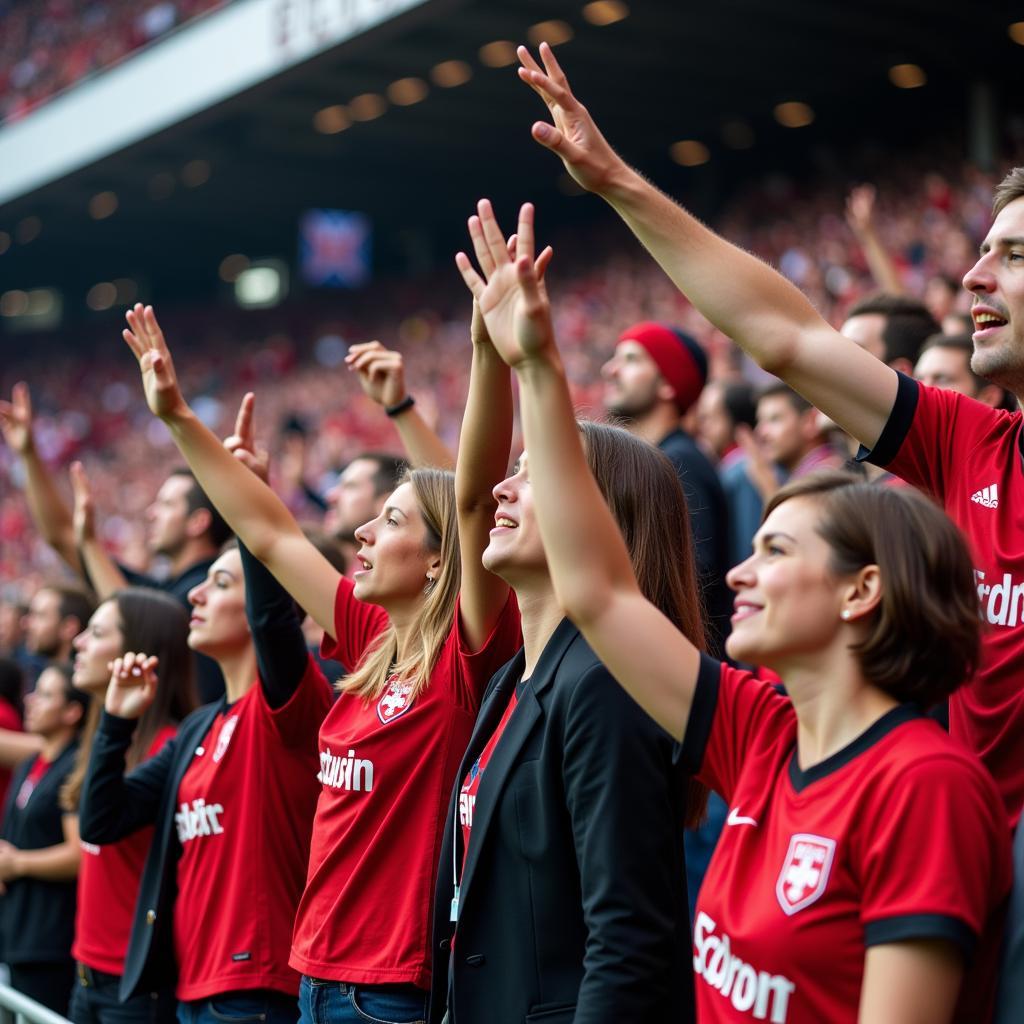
[0,383,82,574]
[517,44,897,450]
[70,462,129,600]
[457,201,699,741]
[121,306,340,636]
[346,341,455,470]
[845,184,906,297]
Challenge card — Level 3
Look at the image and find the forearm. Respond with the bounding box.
[858,228,905,296]
[163,407,302,562]
[20,450,81,572]
[12,840,80,881]
[0,730,42,769]
[78,538,129,601]
[391,406,455,470]
[456,344,513,511]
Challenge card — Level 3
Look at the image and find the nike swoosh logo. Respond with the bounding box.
[726,807,758,827]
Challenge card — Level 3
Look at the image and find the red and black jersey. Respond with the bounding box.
[864,373,1024,825]
[173,656,330,1001]
[73,725,176,975]
[677,655,1011,1024]
[289,579,521,988]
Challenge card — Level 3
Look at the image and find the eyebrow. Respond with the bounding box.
[979,236,1024,256]
[383,505,408,521]
[211,569,236,582]
[758,531,797,546]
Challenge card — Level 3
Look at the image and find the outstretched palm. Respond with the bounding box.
[456,200,554,368]
[121,304,188,419]
[0,382,34,455]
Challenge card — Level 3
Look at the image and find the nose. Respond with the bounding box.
[600,356,618,380]
[353,520,374,546]
[187,582,206,607]
[725,552,756,592]
[73,629,87,651]
[492,475,518,504]
[962,252,995,296]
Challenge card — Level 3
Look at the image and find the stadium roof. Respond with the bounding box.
[1,0,1020,325]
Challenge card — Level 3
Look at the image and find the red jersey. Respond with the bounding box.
[679,656,1011,1024]
[0,699,21,810]
[865,375,1024,824]
[289,579,521,988]
[173,657,331,1000]
[74,725,176,974]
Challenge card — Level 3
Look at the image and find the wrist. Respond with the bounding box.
[385,394,415,418]
[513,347,564,380]
[598,159,643,205]
[9,851,24,880]
[158,399,193,425]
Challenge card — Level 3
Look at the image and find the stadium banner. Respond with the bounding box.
[299,210,372,288]
[0,0,431,206]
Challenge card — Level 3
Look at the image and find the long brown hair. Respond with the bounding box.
[580,421,709,826]
[764,471,981,705]
[340,468,460,703]
[61,588,197,811]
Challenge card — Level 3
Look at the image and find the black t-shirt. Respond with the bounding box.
[0,742,79,965]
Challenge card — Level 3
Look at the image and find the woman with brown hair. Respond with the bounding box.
[118,303,522,1024]
[428,202,704,1024]
[460,197,1012,1024]
[65,587,196,1024]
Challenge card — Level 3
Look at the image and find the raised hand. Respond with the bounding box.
[456,200,555,368]
[223,392,269,483]
[845,184,877,237]
[517,43,627,196]
[0,381,35,455]
[121,304,188,419]
[105,652,159,720]
[69,461,96,545]
[346,342,408,408]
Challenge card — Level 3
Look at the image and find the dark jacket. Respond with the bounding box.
[428,619,695,1024]
[0,741,79,964]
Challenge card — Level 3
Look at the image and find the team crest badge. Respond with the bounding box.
[775,833,836,916]
[212,715,239,763]
[377,677,415,725]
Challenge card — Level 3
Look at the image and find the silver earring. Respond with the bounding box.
[841,610,851,621]
[424,575,435,594]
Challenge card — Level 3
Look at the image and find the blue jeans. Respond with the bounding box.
[177,990,299,1024]
[299,976,427,1024]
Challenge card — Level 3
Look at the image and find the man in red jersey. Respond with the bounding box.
[514,42,1024,1021]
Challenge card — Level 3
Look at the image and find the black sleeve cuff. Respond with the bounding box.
[673,653,721,774]
[864,913,976,958]
[855,372,919,468]
[98,708,140,742]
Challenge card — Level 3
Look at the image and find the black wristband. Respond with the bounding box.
[385,394,415,418]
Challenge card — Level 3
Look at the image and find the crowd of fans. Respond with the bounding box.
[0,0,224,123]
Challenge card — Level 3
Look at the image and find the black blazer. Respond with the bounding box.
[428,619,696,1024]
[78,702,221,1000]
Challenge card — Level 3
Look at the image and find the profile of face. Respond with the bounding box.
[755,395,810,471]
[22,588,66,658]
[186,548,250,657]
[725,496,852,668]
[351,482,440,609]
[601,340,665,419]
[963,196,1024,387]
[146,474,194,557]
[72,600,124,695]
[840,313,887,363]
[24,667,82,739]
[327,459,388,540]
[0,602,23,652]
[696,383,734,459]
[913,346,979,398]
[482,452,548,583]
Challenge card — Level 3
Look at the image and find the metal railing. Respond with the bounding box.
[0,984,71,1024]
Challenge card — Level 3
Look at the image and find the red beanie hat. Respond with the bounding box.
[618,321,708,413]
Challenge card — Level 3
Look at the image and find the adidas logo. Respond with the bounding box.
[971,484,999,509]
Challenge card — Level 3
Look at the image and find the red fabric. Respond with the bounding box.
[458,691,518,869]
[619,321,705,412]
[73,725,176,974]
[692,662,1011,1024]
[290,579,521,987]
[173,657,330,1000]
[883,384,1024,825]
[15,753,51,809]
[0,700,22,811]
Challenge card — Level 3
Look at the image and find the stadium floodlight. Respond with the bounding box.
[1,287,62,331]
[89,191,119,220]
[527,20,574,47]
[1010,22,1024,45]
[430,61,472,88]
[387,78,429,106]
[314,105,351,134]
[774,102,815,128]
[582,1,630,26]
[219,254,251,283]
[348,94,387,122]
[889,64,927,89]
[235,261,288,309]
[670,140,710,167]
[478,41,517,68]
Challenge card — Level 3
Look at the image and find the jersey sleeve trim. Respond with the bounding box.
[863,913,976,957]
[855,371,920,468]
[673,654,721,774]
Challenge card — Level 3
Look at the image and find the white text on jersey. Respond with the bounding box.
[459,792,476,828]
[175,798,225,843]
[974,569,1024,627]
[318,747,374,792]
[693,911,795,1023]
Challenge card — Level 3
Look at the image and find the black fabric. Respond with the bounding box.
[863,913,976,957]
[9,960,76,1017]
[239,542,308,710]
[69,966,178,1024]
[673,654,722,775]
[855,371,920,469]
[429,619,696,1024]
[657,428,731,656]
[0,742,79,964]
[788,703,923,793]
